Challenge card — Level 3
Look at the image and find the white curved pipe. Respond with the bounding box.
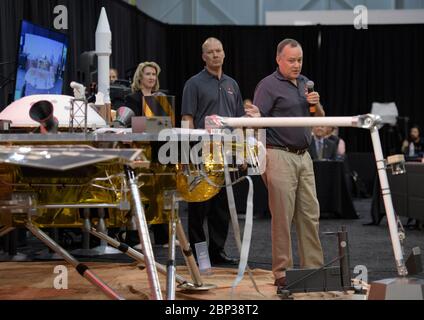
[207,115,359,128]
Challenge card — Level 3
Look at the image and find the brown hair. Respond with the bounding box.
[276,39,301,57]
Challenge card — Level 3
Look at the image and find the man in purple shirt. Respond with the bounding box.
[253,39,325,288]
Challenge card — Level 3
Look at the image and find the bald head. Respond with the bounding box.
[202,37,223,53]
[201,37,225,75]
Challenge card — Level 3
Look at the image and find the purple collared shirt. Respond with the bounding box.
[253,68,312,149]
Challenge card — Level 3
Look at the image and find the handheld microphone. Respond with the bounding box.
[306,80,316,115]
[306,80,314,93]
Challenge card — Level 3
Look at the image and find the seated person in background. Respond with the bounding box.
[325,126,346,160]
[109,68,119,84]
[308,126,337,160]
[401,125,424,158]
[110,68,122,109]
[125,61,161,116]
[401,125,424,228]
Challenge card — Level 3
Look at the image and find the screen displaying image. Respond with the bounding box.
[14,20,69,101]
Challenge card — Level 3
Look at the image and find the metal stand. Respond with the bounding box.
[0,227,28,262]
[122,207,142,250]
[69,98,88,133]
[71,208,102,256]
[91,208,121,255]
[124,165,163,300]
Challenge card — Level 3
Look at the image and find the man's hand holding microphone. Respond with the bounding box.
[305,80,325,117]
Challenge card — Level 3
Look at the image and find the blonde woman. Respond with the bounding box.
[124,61,170,246]
[124,61,161,116]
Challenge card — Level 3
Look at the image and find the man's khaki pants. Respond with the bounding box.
[262,148,324,280]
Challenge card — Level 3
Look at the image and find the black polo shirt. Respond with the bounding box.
[253,68,312,149]
[181,68,245,129]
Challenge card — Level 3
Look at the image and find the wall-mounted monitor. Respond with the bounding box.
[13,20,69,101]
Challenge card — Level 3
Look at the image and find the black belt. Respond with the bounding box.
[266,144,308,155]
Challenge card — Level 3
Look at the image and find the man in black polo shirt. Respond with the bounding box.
[181,37,250,265]
[253,39,325,288]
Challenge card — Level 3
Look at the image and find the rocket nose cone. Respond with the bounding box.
[96,7,111,33]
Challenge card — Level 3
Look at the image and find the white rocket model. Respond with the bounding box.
[95,7,112,104]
